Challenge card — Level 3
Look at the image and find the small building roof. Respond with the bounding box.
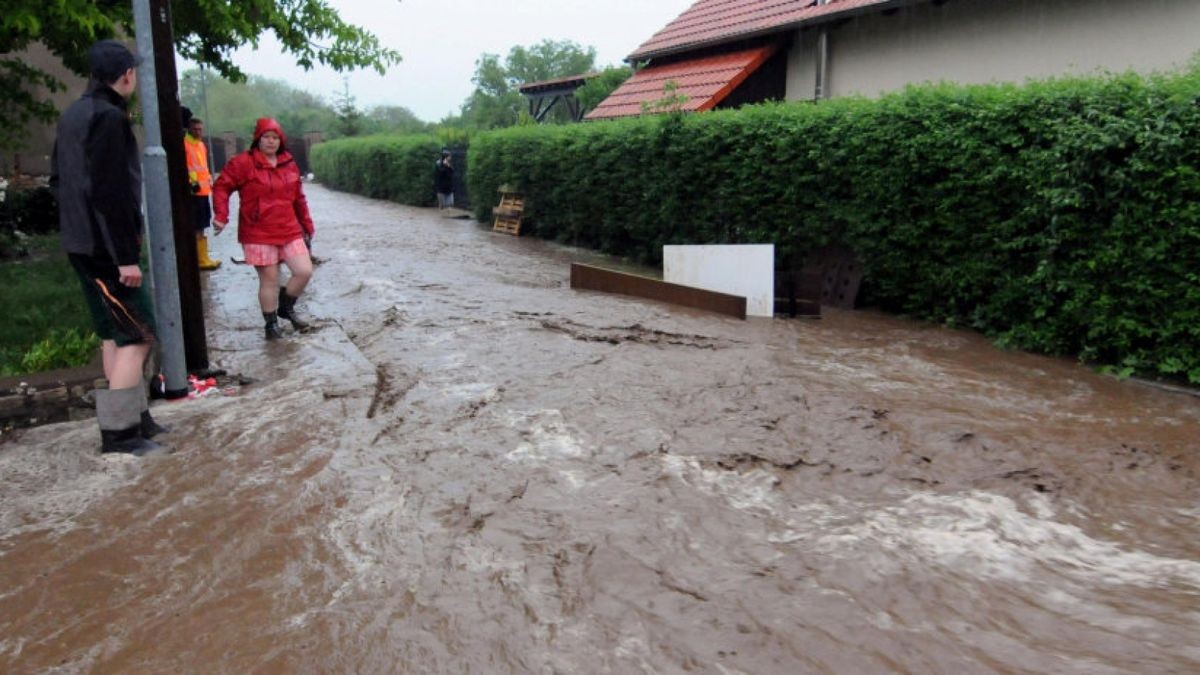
[518,72,600,96]
[630,0,914,61]
[585,45,777,120]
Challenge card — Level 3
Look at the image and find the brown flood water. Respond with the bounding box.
[1,184,1198,673]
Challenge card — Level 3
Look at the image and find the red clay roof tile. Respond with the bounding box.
[630,0,904,60]
[585,46,777,120]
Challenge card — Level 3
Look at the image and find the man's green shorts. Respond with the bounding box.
[69,254,157,347]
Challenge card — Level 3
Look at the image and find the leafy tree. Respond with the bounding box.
[505,40,597,87]
[576,65,633,114]
[461,39,597,129]
[1,0,401,151]
[180,70,270,135]
[461,53,521,130]
[179,71,429,141]
[364,106,429,135]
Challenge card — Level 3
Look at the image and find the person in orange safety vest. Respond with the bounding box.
[185,117,220,270]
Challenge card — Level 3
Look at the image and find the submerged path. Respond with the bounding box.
[2,184,1198,672]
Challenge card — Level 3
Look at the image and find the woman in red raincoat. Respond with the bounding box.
[213,118,315,339]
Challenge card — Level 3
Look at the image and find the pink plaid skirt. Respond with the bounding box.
[242,238,308,266]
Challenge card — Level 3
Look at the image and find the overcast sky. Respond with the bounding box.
[193,0,696,122]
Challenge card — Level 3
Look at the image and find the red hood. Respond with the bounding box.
[253,117,287,147]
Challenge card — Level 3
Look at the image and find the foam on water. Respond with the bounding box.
[813,492,1200,590]
[504,409,587,461]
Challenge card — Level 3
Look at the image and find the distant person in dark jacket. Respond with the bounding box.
[212,118,316,339]
[434,150,455,209]
[50,40,169,457]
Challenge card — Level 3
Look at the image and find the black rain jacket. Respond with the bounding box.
[50,82,144,266]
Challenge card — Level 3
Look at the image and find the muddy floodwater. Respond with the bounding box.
[2,185,1198,673]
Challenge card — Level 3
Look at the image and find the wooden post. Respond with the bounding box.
[150,0,209,371]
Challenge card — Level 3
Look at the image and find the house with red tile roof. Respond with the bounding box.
[588,0,1200,120]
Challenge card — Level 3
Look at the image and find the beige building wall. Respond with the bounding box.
[0,42,89,176]
[786,0,1200,102]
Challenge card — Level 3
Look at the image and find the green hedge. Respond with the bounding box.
[310,134,443,206]
[466,67,1200,382]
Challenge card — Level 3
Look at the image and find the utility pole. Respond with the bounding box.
[147,0,212,374]
[131,0,188,399]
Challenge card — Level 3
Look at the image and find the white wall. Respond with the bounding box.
[663,245,775,318]
[785,0,1200,101]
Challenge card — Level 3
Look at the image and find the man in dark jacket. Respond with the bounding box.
[51,40,168,456]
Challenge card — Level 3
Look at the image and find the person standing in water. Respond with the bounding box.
[212,118,316,339]
[184,115,221,270]
[434,149,455,209]
[51,40,170,456]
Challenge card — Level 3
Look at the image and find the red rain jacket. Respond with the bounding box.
[212,120,314,246]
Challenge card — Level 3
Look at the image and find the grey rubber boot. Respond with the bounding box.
[97,386,164,456]
[138,385,170,439]
[277,287,310,330]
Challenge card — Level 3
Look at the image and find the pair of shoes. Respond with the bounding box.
[263,311,284,340]
[277,287,311,330]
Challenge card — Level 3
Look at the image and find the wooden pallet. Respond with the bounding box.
[492,189,524,235]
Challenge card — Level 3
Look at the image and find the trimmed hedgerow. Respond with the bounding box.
[465,66,1200,383]
[310,134,443,206]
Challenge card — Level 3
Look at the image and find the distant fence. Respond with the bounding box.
[208,133,318,175]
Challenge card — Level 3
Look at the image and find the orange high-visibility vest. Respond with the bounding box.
[184,134,212,196]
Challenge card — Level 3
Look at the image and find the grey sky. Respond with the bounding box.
[205,0,696,122]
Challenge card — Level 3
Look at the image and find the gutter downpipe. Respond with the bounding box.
[814,0,831,100]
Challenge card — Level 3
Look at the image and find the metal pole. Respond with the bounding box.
[815,0,831,100]
[132,0,189,400]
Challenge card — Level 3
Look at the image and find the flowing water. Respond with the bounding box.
[1,185,1197,673]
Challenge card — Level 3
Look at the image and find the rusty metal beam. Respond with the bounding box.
[570,264,746,319]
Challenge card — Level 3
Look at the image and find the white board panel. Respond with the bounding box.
[662,244,774,317]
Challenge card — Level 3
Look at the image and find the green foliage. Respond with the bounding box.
[464,66,1200,383]
[576,65,633,114]
[180,71,428,140]
[0,187,58,237]
[6,328,98,375]
[365,106,428,136]
[461,39,598,129]
[0,59,63,149]
[1,0,401,152]
[435,127,472,149]
[640,80,690,115]
[332,79,364,137]
[310,134,446,206]
[0,235,98,375]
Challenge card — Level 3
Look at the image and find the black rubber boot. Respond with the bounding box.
[264,311,284,340]
[97,386,165,456]
[277,287,310,330]
[101,427,164,456]
[138,385,170,438]
[141,410,170,438]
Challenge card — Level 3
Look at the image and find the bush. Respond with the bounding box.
[463,67,1200,383]
[1,187,58,257]
[3,328,98,376]
[0,234,98,375]
[310,134,448,206]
